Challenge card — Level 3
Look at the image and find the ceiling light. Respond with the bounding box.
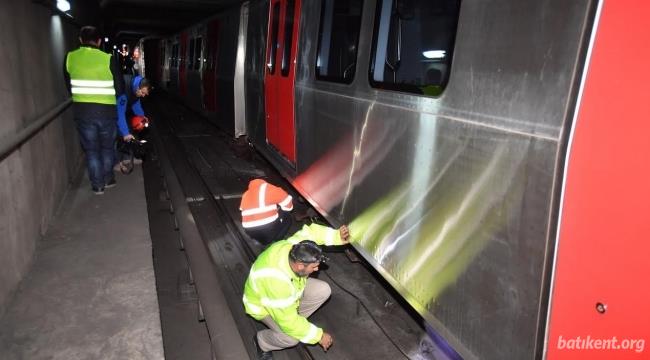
[57,0,71,12]
[423,50,446,59]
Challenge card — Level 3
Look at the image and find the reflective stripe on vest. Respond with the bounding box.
[279,195,293,211]
[247,257,304,310]
[248,267,292,293]
[70,79,116,95]
[66,47,116,105]
[300,324,320,343]
[242,294,265,315]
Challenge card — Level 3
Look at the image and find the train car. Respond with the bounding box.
[149,7,243,134]
[143,0,650,359]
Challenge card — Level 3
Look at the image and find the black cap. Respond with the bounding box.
[289,240,329,264]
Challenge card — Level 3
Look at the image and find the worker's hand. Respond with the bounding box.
[319,331,333,351]
[339,225,350,244]
[123,134,135,142]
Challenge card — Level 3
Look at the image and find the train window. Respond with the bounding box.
[268,3,281,75]
[280,0,296,76]
[315,0,363,84]
[160,46,165,66]
[177,44,181,68]
[194,37,202,70]
[188,38,195,69]
[176,44,180,68]
[172,43,179,68]
[369,0,461,96]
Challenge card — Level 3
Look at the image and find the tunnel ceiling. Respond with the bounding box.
[100,0,243,42]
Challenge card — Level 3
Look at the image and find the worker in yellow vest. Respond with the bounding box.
[64,26,133,194]
[244,223,351,359]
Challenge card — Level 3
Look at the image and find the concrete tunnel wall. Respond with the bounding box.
[0,2,83,316]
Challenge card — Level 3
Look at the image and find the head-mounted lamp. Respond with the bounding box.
[289,240,329,264]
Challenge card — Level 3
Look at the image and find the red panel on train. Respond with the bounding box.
[264,0,300,164]
[547,1,650,359]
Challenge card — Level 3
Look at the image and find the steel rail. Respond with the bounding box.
[153,126,249,360]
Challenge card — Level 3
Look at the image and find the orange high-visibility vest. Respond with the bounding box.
[240,179,293,228]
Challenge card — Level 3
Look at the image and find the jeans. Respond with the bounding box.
[75,116,116,189]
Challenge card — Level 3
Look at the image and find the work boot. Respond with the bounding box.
[253,335,273,360]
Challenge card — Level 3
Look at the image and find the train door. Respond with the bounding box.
[179,31,188,97]
[203,19,219,112]
[186,33,204,110]
[264,0,300,164]
[169,40,179,91]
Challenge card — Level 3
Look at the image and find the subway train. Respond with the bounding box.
[139,0,649,359]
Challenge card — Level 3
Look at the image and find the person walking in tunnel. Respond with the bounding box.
[240,178,295,244]
[64,26,134,194]
[114,75,151,172]
[243,222,351,359]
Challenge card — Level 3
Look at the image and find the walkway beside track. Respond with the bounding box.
[0,167,164,359]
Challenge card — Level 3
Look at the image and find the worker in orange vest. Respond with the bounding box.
[240,179,294,244]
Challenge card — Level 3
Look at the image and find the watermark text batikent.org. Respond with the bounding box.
[557,335,645,353]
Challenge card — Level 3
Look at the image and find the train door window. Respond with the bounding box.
[315,0,363,83]
[172,43,179,68]
[369,0,461,96]
[176,43,180,68]
[268,2,281,74]
[188,38,195,69]
[170,45,174,68]
[194,37,202,70]
[280,0,296,76]
[177,43,181,68]
[160,46,166,66]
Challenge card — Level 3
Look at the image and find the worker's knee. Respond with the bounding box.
[274,332,299,348]
[285,337,300,348]
[308,278,331,301]
[321,282,332,300]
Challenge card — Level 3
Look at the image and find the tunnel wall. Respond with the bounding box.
[0,2,82,316]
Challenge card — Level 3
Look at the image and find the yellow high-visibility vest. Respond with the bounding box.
[66,47,116,105]
[243,223,344,344]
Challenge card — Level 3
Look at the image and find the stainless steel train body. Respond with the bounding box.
[147,1,599,358]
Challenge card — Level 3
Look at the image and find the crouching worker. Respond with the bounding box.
[244,223,351,359]
[240,179,294,244]
[114,75,151,172]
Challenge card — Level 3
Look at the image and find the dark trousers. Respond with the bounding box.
[244,211,292,245]
[75,116,116,189]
